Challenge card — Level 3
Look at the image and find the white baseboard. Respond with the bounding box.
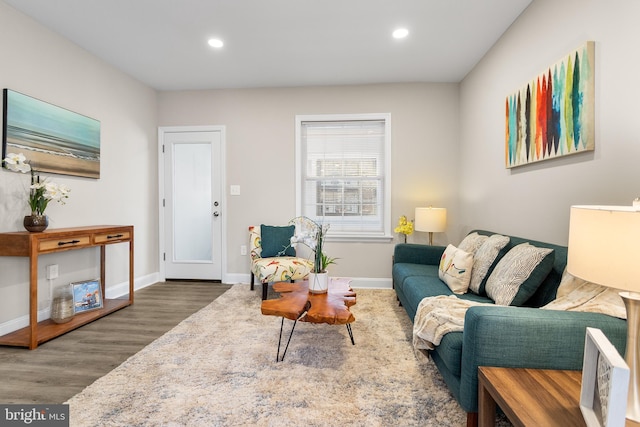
[223,273,250,285]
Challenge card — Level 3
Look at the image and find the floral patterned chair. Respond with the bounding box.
[249,225,313,300]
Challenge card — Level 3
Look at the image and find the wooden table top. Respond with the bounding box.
[260,278,356,324]
[479,367,586,427]
[479,367,640,427]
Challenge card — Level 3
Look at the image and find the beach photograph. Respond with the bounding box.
[3,89,100,179]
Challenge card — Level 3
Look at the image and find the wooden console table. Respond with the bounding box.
[0,225,134,349]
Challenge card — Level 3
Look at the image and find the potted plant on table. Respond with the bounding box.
[286,216,337,294]
[3,152,70,232]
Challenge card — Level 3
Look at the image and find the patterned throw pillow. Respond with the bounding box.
[438,244,474,294]
[485,243,555,306]
[468,234,510,295]
[458,232,488,255]
[260,225,296,257]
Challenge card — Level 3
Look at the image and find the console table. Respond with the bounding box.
[0,225,134,349]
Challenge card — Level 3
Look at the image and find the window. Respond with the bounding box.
[295,113,391,241]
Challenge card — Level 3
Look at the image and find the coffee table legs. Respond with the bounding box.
[346,323,355,345]
[276,317,299,362]
[275,318,356,362]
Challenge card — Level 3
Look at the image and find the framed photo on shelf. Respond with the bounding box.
[580,327,630,427]
[72,279,103,313]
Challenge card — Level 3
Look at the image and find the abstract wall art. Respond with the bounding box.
[505,41,595,168]
[2,89,100,178]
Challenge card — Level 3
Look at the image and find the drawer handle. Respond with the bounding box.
[107,234,124,239]
[58,239,81,246]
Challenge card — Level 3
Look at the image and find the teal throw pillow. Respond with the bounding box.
[260,224,296,257]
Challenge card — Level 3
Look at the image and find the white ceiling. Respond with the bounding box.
[4,0,532,91]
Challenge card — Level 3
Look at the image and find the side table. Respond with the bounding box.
[478,367,583,427]
[478,366,640,427]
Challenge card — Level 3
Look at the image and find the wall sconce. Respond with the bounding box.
[414,207,447,245]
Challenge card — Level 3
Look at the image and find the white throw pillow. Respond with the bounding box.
[485,243,554,306]
[468,234,510,294]
[438,244,474,294]
[458,232,488,255]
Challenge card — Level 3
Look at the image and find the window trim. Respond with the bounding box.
[295,113,392,242]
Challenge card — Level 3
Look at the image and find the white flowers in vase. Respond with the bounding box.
[3,152,70,216]
[287,216,337,274]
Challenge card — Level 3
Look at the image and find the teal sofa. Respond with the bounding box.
[392,230,627,426]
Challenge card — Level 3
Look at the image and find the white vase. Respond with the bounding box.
[308,272,329,294]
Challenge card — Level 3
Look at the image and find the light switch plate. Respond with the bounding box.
[230,185,240,196]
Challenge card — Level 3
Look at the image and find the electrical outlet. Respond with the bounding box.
[46,264,59,280]
[240,245,247,256]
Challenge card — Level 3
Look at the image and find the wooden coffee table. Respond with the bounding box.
[260,278,356,361]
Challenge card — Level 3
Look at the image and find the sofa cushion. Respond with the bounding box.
[260,224,296,257]
[468,234,510,295]
[438,244,474,294]
[485,243,555,306]
[458,232,488,255]
[432,331,464,377]
[401,272,452,318]
[393,263,439,293]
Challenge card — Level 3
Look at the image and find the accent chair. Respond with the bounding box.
[249,225,313,300]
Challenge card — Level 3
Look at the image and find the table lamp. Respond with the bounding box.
[414,207,447,245]
[567,205,640,422]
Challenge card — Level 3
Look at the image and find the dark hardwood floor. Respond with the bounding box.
[0,281,232,404]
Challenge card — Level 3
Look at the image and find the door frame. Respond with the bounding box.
[158,125,227,282]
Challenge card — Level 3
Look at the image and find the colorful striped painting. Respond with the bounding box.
[505,41,595,168]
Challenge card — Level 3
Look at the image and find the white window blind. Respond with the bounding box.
[296,114,391,240]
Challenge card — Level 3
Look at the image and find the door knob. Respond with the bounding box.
[213,211,220,217]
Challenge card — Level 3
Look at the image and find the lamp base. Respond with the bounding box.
[621,291,640,423]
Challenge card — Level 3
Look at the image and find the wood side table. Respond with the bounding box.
[478,366,640,427]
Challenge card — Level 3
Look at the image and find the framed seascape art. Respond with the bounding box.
[580,327,629,427]
[505,41,595,168]
[72,279,103,314]
[2,89,100,178]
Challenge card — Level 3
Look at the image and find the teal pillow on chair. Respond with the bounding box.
[260,225,296,257]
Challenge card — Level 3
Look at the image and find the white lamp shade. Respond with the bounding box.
[414,207,447,233]
[567,205,640,293]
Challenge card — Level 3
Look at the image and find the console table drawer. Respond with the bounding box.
[39,235,91,252]
[94,231,131,244]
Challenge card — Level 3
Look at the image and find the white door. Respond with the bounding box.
[161,128,223,280]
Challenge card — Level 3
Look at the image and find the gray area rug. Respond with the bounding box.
[67,284,506,426]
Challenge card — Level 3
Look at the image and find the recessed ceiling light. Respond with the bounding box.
[392,28,409,39]
[207,38,224,48]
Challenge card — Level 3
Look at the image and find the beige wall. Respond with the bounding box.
[158,83,460,284]
[6,0,631,331]
[0,2,159,330]
[459,0,640,244]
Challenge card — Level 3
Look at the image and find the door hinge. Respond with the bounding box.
[162,144,165,153]
[163,252,166,261]
[163,198,165,207]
